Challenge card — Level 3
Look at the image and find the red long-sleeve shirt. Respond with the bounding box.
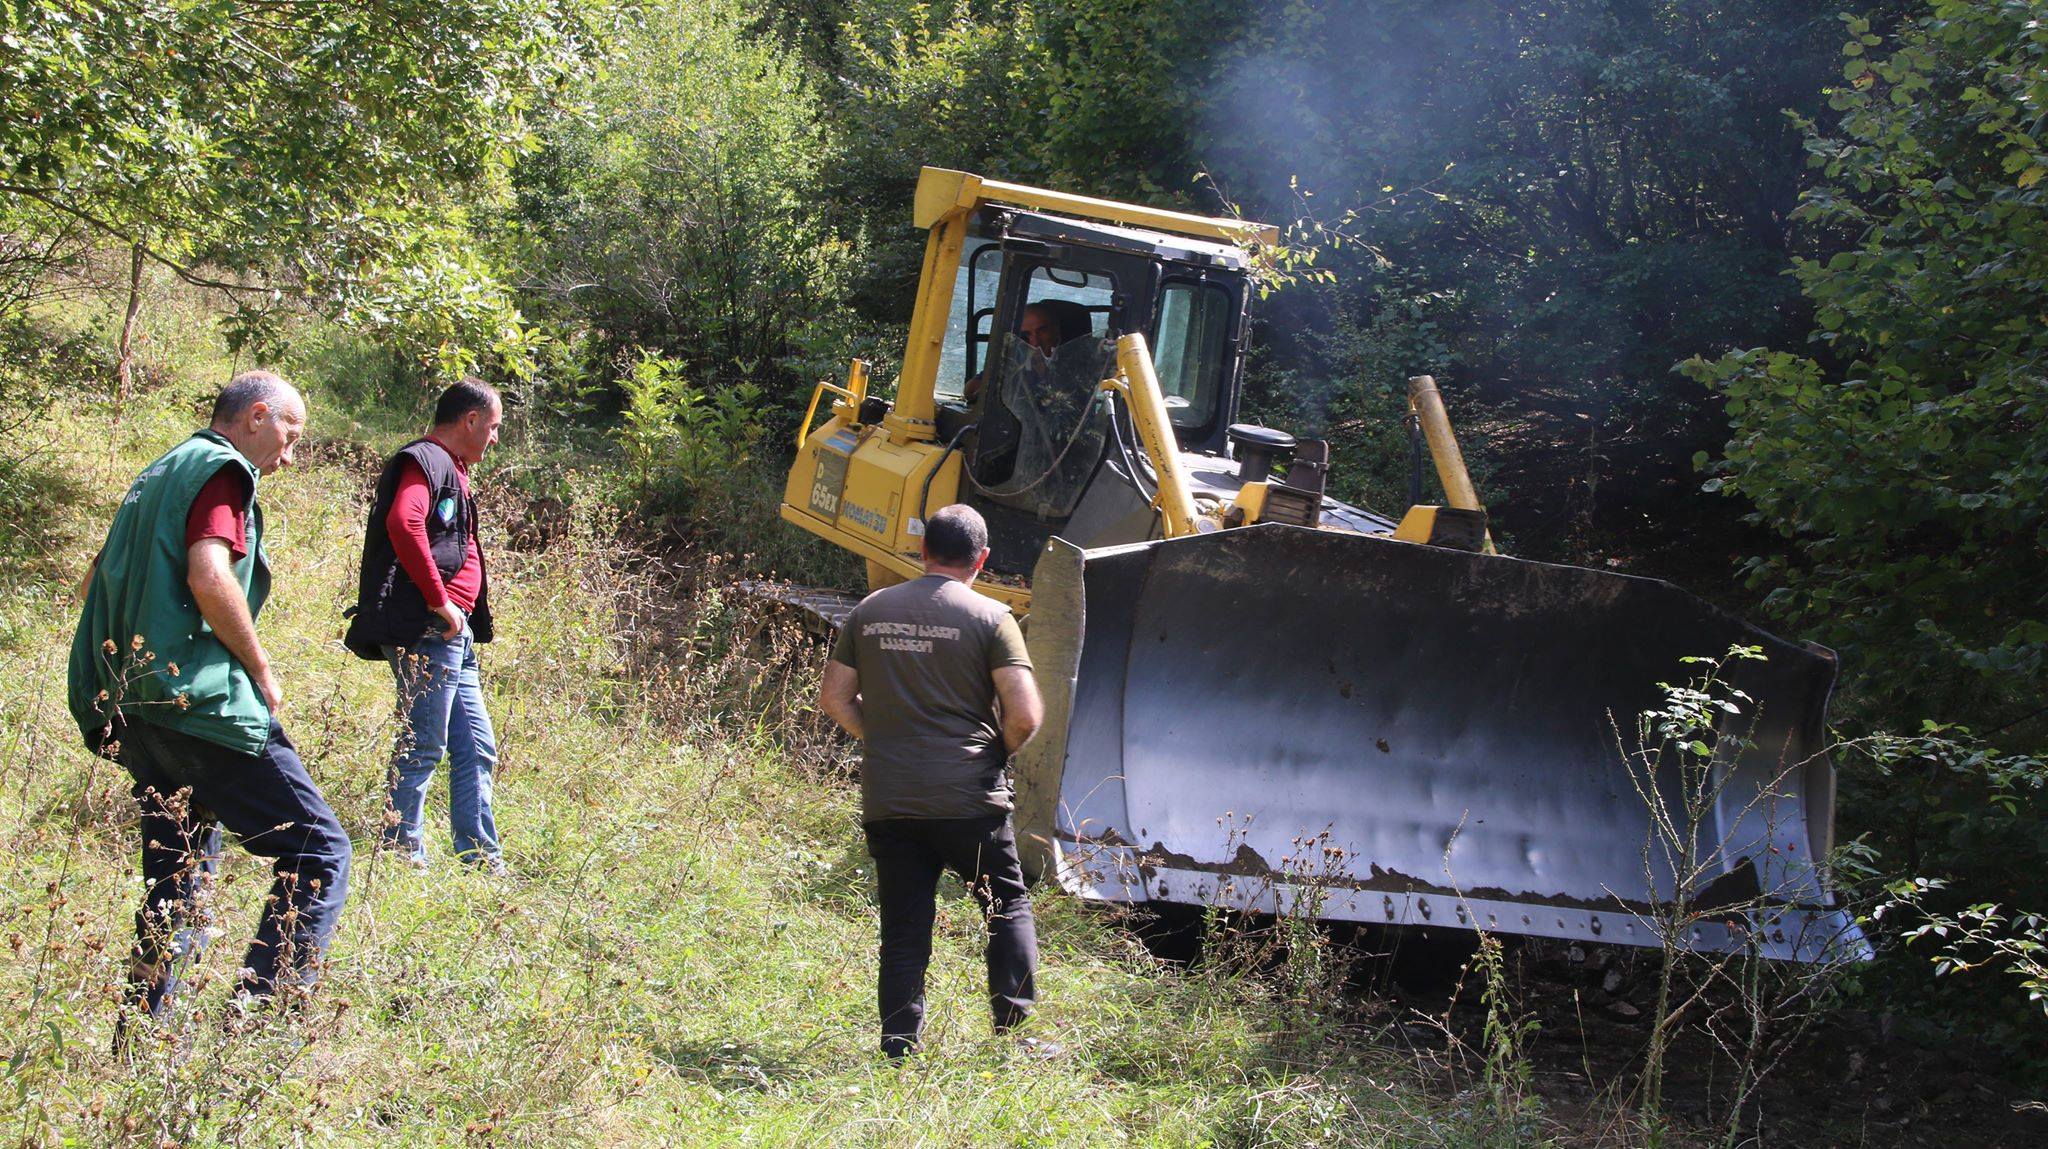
[385,436,482,612]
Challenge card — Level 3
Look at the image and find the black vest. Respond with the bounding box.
[344,438,493,659]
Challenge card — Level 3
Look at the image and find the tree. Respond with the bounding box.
[0,0,603,379]
[1684,4,2048,1029]
[1683,2,2047,735]
[515,0,855,410]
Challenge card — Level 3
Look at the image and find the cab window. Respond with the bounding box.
[970,262,1117,518]
[1020,264,1112,341]
[1152,280,1233,430]
[936,238,1002,402]
[977,261,1114,410]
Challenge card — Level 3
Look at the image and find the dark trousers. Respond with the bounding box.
[863,814,1038,1057]
[118,719,352,1015]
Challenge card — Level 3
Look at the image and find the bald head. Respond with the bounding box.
[210,370,306,475]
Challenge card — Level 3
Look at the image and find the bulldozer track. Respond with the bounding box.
[733,580,863,635]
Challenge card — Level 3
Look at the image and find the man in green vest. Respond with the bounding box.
[70,370,352,1030]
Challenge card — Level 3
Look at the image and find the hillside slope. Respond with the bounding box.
[0,371,1492,1148]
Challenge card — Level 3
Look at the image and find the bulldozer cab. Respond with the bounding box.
[929,206,1253,571]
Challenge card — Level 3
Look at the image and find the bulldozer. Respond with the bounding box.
[779,167,1861,962]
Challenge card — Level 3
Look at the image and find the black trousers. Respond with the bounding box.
[118,719,353,1014]
[863,814,1038,1056]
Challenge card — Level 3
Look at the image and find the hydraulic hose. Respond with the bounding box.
[918,421,978,524]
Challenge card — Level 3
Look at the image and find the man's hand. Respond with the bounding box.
[187,537,281,714]
[251,664,283,713]
[75,555,98,607]
[432,600,466,640]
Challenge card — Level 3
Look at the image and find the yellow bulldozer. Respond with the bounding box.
[778,167,1860,961]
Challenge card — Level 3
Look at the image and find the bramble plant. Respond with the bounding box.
[1616,646,1864,1145]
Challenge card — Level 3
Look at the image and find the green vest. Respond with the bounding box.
[69,431,272,756]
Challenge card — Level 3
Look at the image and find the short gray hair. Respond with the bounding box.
[924,504,989,565]
[209,370,292,426]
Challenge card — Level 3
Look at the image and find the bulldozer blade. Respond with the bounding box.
[1013,525,1867,963]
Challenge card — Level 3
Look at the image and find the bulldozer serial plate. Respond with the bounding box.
[808,429,857,519]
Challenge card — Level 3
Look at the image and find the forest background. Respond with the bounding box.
[2,0,2046,1144]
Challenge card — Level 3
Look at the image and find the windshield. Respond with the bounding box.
[973,263,1116,518]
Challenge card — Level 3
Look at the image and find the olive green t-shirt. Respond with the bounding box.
[830,574,1032,820]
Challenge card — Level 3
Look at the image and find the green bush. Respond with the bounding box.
[612,350,858,585]
[1685,3,2048,1045]
[617,352,764,504]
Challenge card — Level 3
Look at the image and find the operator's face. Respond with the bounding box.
[1019,307,1059,357]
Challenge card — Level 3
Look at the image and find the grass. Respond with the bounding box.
[0,282,1516,1148]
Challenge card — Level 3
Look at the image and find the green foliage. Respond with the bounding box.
[1863,726,2048,1019]
[761,0,1040,365]
[1020,0,1250,198]
[610,350,856,583]
[616,351,764,501]
[0,0,603,375]
[824,0,1038,189]
[1682,1,2048,1040]
[1884,879,2048,1016]
[1471,934,1543,1137]
[1684,4,2048,731]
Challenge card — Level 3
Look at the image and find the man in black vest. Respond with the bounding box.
[345,378,504,872]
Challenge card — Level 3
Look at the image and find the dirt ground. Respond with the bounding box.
[1128,906,2043,1145]
[1371,930,2048,1148]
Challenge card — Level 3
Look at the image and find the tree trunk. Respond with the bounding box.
[115,242,146,403]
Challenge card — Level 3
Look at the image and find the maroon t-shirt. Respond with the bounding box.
[184,465,250,559]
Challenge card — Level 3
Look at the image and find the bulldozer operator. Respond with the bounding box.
[968,299,1109,513]
[963,298,1093,403]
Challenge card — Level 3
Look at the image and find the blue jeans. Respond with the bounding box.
[118,718,352,1014]
[381,629,500,865]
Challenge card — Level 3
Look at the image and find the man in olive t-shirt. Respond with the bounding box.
[819,504,1046,1059]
